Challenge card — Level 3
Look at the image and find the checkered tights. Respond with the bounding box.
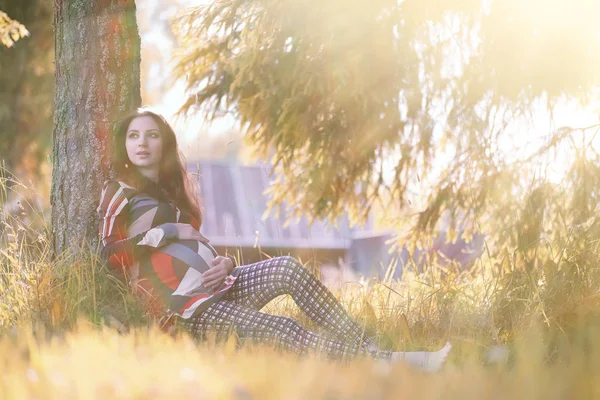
[180,256,391,361]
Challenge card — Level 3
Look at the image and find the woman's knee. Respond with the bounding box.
[273,256,309,284]
[276,256,305,273]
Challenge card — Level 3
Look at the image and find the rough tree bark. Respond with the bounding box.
[52,0,141,256]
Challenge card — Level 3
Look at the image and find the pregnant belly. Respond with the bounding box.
[144,239,218,296]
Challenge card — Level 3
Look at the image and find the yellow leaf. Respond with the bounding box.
[51,300,62,326]
[224,331,239,355]
[360,300,378,329]
[398,313,412,343]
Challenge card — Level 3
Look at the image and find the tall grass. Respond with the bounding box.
[2,173,600,398]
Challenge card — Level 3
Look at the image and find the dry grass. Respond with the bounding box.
[2,321,600,399]
[2,174,600,399]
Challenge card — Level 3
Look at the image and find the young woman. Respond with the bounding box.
[97,109,451,369]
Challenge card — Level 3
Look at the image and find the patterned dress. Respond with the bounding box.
[97,179,241,319]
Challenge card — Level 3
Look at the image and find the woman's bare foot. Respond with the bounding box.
[391,342,452,372]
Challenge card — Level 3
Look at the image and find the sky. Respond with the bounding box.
[137,0,237,161]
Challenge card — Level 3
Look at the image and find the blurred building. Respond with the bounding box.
[189,160,484,278]
[189,160,352,267]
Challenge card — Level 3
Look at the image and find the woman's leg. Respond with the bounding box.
[224,256,384,355]
[181,299,390,362]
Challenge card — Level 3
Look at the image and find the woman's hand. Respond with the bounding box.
[202,256,234,290]
[172,223,209,243]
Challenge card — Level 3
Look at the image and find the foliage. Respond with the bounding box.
[0,1,53,187]
[0,10,28,47]
[172,0,600,255]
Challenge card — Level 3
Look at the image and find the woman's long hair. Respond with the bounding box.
[112,109,202,225]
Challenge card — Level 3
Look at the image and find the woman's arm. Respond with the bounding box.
[97,180,179,272]
[188,207,236,268]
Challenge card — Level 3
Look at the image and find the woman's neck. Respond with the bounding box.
[137,167,159,183]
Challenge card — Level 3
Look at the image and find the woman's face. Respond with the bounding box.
[125,115,163,177]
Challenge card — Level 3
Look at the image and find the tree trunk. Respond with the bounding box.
[51,0,141,256]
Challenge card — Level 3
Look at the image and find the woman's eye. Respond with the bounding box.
[128,133,138,139]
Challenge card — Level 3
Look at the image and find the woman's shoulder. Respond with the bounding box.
[102,178,136,190]
[100,178,138,198]
[97,180,128,217]
[98,178,136,210]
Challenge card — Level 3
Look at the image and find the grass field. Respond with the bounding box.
[3,180,600,399]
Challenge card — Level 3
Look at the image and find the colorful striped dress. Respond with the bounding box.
[96,179,241,319]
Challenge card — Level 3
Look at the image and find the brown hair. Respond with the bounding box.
[112,109,202,225]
